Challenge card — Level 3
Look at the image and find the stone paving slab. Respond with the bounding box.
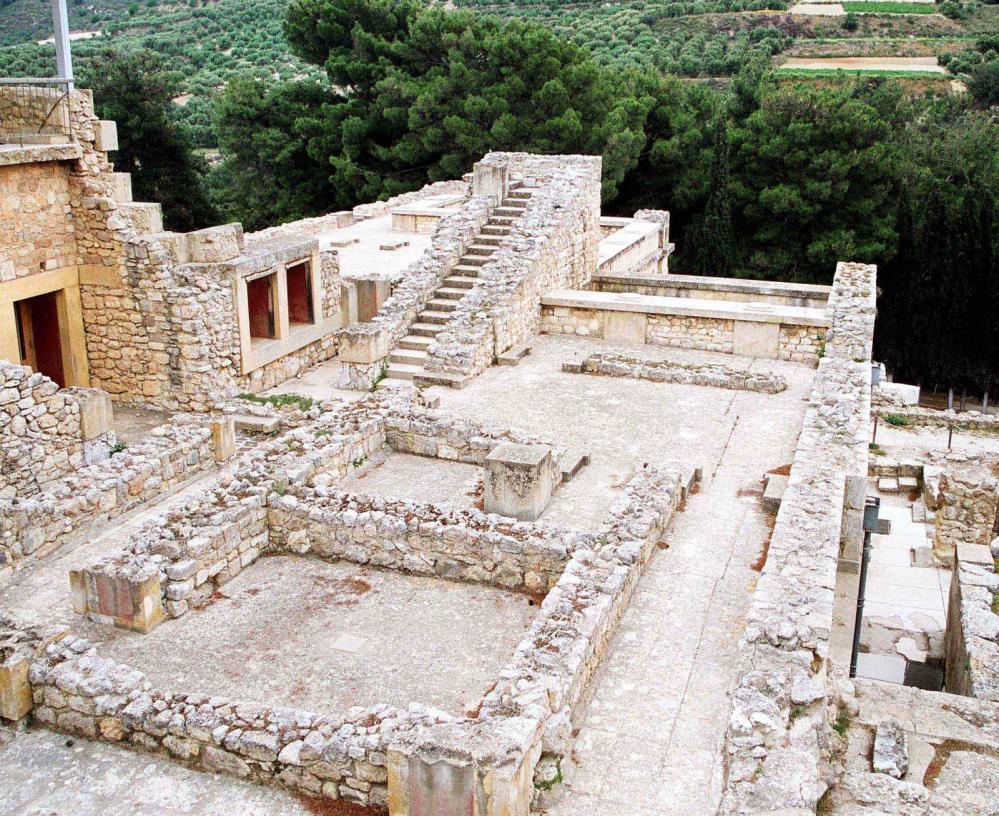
[0,728,309,816]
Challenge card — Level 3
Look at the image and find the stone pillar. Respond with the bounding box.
[211,416,236,463]
[387,718,541,816]
[839,474,868,573]
[484,443,557,521]
[354,278,392,322]
[338,327,390,364]
[340,281,359,327]
[472,162,508,207]
[70,563,165,633]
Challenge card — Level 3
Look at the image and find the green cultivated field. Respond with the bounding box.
[841,2,938,13]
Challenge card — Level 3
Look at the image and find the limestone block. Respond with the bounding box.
[0,655,32,721]
[354,278,392,322]
[472,162,508,207]
[873,719,909,779]
[338,328,389,364]
[69,567,165,634]
[603,311,647,344]
[484,442,556,521]
[732,320,780,359]
[94,119,118,152]
[211,417,236,462]
[340,281,359,327]
[118,202,163,234]
[387,717,540,816]
[762,474,788,513]
[111,172,132,203]
[185,223,245,263]
[69,388,114,441]
[880,381,920,406]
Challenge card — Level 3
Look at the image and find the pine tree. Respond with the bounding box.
[688,116,737,278]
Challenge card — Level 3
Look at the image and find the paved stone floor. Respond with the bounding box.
[98,555,537,717]
[434,335,815,815]
[0,728,311,816]
[342,450,481,507]
[314,213,433,279]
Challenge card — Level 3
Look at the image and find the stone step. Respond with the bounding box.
[493,206,525,217]
[476,234,505,247]
[459,255,490,268]
[231,414,283,434]
[410,322,443,337]
[443,276,475,289]
[427,298,457,312]
[419,310,452,325]
[507,190,533,200]
[878,476,900,494]
[480,225,511,236]
[434,286,468,300]
[389,348,427,366]
[413,369,468,389]
[386,363,423,381]
[452,264,483,277]
[399,334,434,351]
[489,216,517,226]
[465,244,497,256]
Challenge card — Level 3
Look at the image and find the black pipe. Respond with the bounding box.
[850,528,873,679]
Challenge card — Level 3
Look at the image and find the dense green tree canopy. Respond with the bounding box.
[281,0,652,203]
[729,83,894,282]
[83,48,217,231]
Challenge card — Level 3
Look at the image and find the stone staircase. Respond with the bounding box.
[383,187,533,384]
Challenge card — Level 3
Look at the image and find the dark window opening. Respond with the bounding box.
[247,274,276,339]
[286,261,315,325]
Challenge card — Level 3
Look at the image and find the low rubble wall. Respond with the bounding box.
[563,352,787,393]
[720,262,876,814]
[1,416,227,583]
[1,363,116,499]
[478,463,691,783]
[269,489,581,594]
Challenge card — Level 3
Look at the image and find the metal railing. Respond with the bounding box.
[0,78,74,147]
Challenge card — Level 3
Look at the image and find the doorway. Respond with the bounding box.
[15,291,66,387]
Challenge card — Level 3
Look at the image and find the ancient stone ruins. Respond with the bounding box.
[1,86,997,816]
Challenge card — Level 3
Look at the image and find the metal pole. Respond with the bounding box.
[849,528,873,679]
[50,0,74,90]
[948,425,953,451]
[872,414,878,444]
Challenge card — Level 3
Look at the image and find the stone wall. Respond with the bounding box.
[27,633,452,809]
[944,539,999,701]
[0,362,118,500]
[924,461,998,562]
[720,262,876,815]
[542,303,827,363]
[269,489,580,594]
[0,416,224,582]
[563,352,788,393]
[874,405,999,431]
[1,362,84,498]
[0,161,76,280]
[423,154,602,380]
[590,273,830,308]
